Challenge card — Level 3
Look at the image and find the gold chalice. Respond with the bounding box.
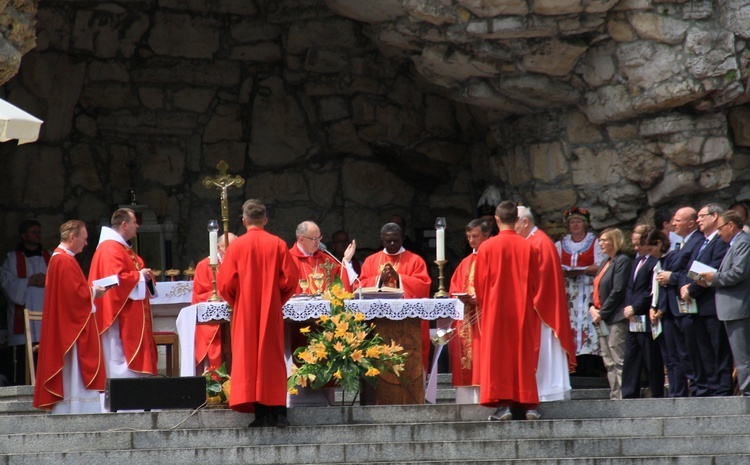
[165,269,180,281]
[312,273,324,294]
[299,279,310,295]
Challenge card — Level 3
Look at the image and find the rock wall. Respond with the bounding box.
[3,0,750,268]
[329,0,750,232]
[0,0,491,268]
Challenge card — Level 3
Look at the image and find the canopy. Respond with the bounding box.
[0,98,42,145]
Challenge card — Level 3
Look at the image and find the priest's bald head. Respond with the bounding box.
[495,200,518,231]
[296,221,322,255]
[218,232,237,258]
[515,206,536,238]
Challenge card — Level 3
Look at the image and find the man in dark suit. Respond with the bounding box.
[678,204,732,396]
[700,210,750,396]
[656,207,703,397]
[621,225,663,398]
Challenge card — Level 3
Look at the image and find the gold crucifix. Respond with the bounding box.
[202,160,245,246]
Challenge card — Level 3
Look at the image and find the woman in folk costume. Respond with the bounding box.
[555,207,605,356]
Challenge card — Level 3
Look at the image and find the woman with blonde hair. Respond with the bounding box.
[589,228,632,399]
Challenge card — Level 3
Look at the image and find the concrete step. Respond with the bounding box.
[0,385,36,414]
[1,397,749,464]
[5,413,750,453]
[5,433,750,464]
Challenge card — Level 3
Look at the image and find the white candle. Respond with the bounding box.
[209,230,218,265]
[436,228,445,261]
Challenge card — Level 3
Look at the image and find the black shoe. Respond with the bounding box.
[248,415,269,427]
[275,414,290,428]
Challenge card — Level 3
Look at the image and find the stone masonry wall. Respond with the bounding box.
[4,0,750,268]
[329,0,750,234]
[0,0,491,269]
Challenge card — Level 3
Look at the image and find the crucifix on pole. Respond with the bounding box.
[202,160,245,247]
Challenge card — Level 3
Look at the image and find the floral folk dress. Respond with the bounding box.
[556,233,605,356]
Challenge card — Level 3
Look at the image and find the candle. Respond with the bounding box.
[209,230,218,265]
[436,229,445,261]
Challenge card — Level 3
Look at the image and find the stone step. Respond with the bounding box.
[5,413,750,453]
[2,397,749,464]
[1,396,748,434]
[5,434,750,464]
[0,385,37,415]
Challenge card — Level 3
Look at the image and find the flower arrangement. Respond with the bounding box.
[287,277,408,397]
[203,362,231,406]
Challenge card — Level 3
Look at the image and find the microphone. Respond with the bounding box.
[318,242,363,299]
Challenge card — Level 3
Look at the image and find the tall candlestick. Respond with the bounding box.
[436,228,445,261]
[435,217,446,262]
[208,219,219,265]
[209,230,218,265]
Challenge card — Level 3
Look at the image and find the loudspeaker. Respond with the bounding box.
[105,376,206,412]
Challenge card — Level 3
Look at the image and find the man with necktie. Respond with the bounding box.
[656,207,703,397]
[699,210,750,396]
[679,204,732,396]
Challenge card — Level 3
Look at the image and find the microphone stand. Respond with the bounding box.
[318,243,363,300]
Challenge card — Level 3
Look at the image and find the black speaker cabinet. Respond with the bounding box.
[105,376,206,412]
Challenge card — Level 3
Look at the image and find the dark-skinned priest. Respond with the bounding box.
[475,200,542,421]
[217,199,298,427]
[33,220,107,413]
[359,222,432,370]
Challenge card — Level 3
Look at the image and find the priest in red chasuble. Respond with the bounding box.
[217,199,298,427]
[289,221,356,295]
[516,206,577,403]
[359,222,432,369]
[474,201,541,421]
[33,220,107,413]
[89,208,158,384]
[192,232,236,371]
[448,217,491,403]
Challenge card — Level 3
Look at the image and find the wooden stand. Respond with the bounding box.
[361,318,424,405]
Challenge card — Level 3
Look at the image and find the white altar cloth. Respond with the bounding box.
[176,298,463,377]
[176,302,229,376]
[151,281,193,305]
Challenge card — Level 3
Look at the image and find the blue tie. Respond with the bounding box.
[697,238,710,259]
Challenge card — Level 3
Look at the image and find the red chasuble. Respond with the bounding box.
[33,248,106,410]
[359,250,431,298]
[473,230,541,406]
[527,229,577,372]
[89,240,158,375]
[448,253,479,387]
[192,257,222,367]
[288,246,350,294]
[359,250,432,369]
[217,228,298,412]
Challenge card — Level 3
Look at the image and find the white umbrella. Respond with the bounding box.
[0,98,42,145]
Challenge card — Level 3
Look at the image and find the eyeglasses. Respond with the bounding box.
[697,213,709,218]
[301,235,322,242]
[717,222,730,231]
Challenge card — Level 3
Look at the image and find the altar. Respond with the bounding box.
[150,281,193,375]
[175,297,463,406]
